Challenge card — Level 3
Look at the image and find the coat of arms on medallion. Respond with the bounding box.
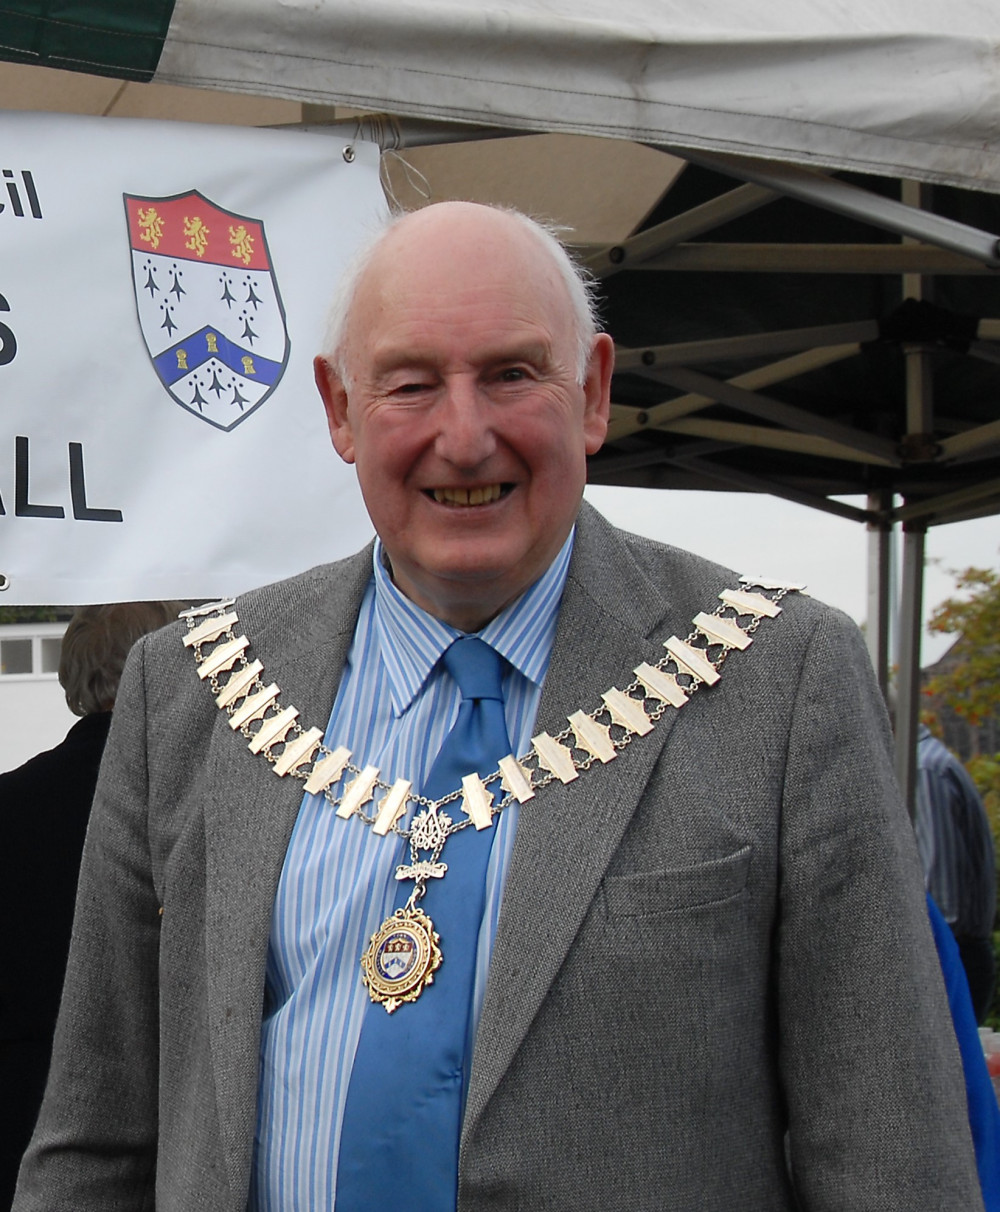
[124,191,290,431]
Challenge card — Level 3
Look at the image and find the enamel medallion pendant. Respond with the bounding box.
[360,907,443,1013]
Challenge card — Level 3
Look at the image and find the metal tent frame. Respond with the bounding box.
[312,114,1000,808]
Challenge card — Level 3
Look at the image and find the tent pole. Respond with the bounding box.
[866,488,893,701]
[892,181,935,815]
[895,522,926,817]
[667,147,1000,267]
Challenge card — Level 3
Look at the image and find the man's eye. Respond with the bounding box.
[497,367,528,382]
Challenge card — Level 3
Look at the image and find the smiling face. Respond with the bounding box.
[316,204,613,632]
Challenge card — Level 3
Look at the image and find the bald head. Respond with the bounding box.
[322,202,601,388]
[313,199,614,631]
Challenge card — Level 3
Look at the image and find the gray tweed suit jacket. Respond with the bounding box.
[15,503,982,1211]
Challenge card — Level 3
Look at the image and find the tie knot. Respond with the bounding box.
[442,636,506,703]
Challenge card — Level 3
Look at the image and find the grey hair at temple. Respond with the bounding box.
[319,203,603,387]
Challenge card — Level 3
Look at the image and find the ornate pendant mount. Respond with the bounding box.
[360,906,443,1013]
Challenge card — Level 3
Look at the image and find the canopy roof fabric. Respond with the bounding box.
[3,0,1000,192]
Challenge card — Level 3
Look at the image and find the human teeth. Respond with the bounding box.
[432,485,502,505]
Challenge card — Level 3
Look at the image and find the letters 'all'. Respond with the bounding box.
[1,437,123,521]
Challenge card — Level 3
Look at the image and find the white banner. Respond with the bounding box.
[0,112,384,605]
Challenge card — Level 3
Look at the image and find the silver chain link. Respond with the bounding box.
[185,580,795,881]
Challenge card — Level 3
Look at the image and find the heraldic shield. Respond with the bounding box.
[124,191,290,431]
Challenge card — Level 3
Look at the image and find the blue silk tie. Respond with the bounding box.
[336,636,512,1211]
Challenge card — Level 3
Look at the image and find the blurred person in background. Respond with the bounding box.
[915,723,997,1024]
[0,601,183,1210]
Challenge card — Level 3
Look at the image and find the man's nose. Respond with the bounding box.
[434,378,497,466]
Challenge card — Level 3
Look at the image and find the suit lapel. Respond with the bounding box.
[193,515,726,1186]
[201,549,374,1199]
[464,506,697,1137]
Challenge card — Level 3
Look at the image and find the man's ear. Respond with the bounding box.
[314,355,356,464]
[582,332,614,456]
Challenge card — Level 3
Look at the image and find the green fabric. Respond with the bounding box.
[0,0,176,81]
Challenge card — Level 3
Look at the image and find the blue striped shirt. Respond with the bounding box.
[249,531,573,1210]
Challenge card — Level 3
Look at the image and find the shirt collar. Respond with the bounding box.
[372,528,575,716]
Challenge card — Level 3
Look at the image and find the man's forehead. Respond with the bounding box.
[344,216,573,367]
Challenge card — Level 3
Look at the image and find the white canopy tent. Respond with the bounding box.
[3,0,999,189]
[3,0,1000,804]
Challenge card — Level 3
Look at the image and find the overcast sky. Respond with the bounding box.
[584,485,1000,668]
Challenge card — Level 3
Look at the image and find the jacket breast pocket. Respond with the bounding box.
[601,844,752,918]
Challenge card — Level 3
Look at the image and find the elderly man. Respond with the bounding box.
[15,202,981,1211]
